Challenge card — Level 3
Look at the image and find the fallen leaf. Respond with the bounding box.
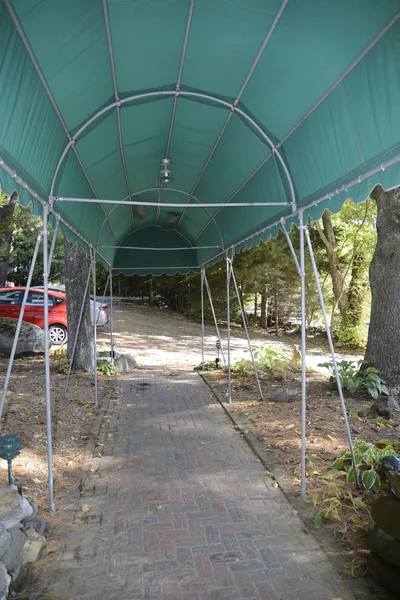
[81,505,90,512]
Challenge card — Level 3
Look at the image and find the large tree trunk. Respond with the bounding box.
[346,251,368,325]
[64,237,93,371]
[0,191,18,286]
[315,210,346,318]
[364,185,400,390]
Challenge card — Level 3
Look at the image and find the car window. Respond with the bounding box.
[53,296,64,305]
[26,292,55,306]
[0,290,21,304]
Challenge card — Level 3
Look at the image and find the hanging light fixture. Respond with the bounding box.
[160,158,173,184]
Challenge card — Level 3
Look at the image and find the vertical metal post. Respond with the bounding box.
[305,226,359,486]
[64,262,92,398]
[109,268,114,366]
[226,253,232,403]
[299,210,307,497]
[48,215,60,271]
[97,274,109,326]
[230,265,264,401]
[201,269,205,368]
[92,252,98,407]
[204,273,226,366]
[0,232,42,418]
[43,203,55,512]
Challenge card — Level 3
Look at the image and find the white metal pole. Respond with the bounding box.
[305,226,360,487]
[42,204,55,512]
[48,215,60,270]
[97,274,109,326]
[299,211,307,496]
[109,268,114,366]
[230,264,264,401]
[0,233,42,418]
[204,273,226,366]
[92,253,98,407]
[64,262,92,398]
[226,253,232,403]
[201,269,205,369]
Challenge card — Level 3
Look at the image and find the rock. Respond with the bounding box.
[270,387,298,403]
[25,528,39,541]
[97,350,137,373]
[387,471,400,499]
[0,487,33,530]
[0,318,46,357]
[371,496,400,541]
[366,527,400,568]
[22,515,46,535]
[373,395,400,417]
[368,552,400,596]
[1,527,27,579]
[21,533,45,565]
[0,526,11,561]
[0,561,11,600]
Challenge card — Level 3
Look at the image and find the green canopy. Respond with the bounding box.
[1,0,400,274]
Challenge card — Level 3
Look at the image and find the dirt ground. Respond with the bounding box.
[1,301,399,582]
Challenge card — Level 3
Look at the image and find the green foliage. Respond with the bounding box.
[251,345,286,368]
[332,439,400,492]
[55,360,69,374]
[231,359,257,376]
[97,363,119,376]
[197,359,220,371]
[318,359,389,399]
[230,344,294,379]
[335,322,368,349]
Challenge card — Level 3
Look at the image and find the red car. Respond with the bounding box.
[0,287,68,345]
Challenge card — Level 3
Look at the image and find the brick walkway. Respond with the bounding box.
[46,370,358,600]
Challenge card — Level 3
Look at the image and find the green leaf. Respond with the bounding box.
[314,510,325,528]
[347,466,356,484]
[362,469,377,491]
[312,493,319,507]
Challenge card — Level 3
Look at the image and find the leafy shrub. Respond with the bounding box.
[332,439,400,492]
[230,344,295,379]
[318,359,388,399]
[197,359,220,371]
[231,359,261,376]
[97,363,119,376]
[251,345,287,368]
[335,323,368,349]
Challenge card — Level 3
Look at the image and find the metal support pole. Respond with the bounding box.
[299,211,307,497]
[204,273,226,366]
[0,233,42,418]
[63,262,92,398]
[109,268,114,366]
[201,269,205,369]
[48,215,60,271]
[97,274,109,326]
[305,226,359,487]
[226,253,232,403]
[230,262,264,401]
[43,203,55,512]
[92,252,99,408]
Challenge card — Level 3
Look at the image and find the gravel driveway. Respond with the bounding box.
[97,303,361,372]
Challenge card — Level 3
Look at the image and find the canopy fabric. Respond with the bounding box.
[1,0,400,274]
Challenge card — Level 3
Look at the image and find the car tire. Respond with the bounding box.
[49,324,68,345]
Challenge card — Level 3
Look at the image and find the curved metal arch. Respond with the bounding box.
[94,187,226,250]
[49,89,296,208]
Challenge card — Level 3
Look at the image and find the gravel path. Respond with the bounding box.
[97,303,361,372]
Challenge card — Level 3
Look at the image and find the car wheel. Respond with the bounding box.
[49,324,68,345]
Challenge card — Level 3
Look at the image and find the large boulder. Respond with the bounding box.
[97,349,137,373]
[0,487,33,531]
[366,527,400,569]
[371,496,400,541]
[373,395,400,417]
[0,561,11,600]
[0,318,45,357]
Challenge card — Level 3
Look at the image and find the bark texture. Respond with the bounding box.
[365,186,400,389]
[315,210,346,316]
[0,191,18,286]
[64,237,93,371]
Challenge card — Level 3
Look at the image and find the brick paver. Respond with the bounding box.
[46,370,358,599]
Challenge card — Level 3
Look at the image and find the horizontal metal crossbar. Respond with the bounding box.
[53,197,290,208]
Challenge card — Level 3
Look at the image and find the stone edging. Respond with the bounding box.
[199,371,389,600]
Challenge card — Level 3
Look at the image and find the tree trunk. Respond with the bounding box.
[64,237,93,371]
[239,281,247,327]
[346,251,368,325]
[316,210,346,318]
[148,275,153,306]
[274,274,279,336]
[260,289,267,329]
[0,191,18,286]
[365,185,400,390]
[254,293,258,317]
